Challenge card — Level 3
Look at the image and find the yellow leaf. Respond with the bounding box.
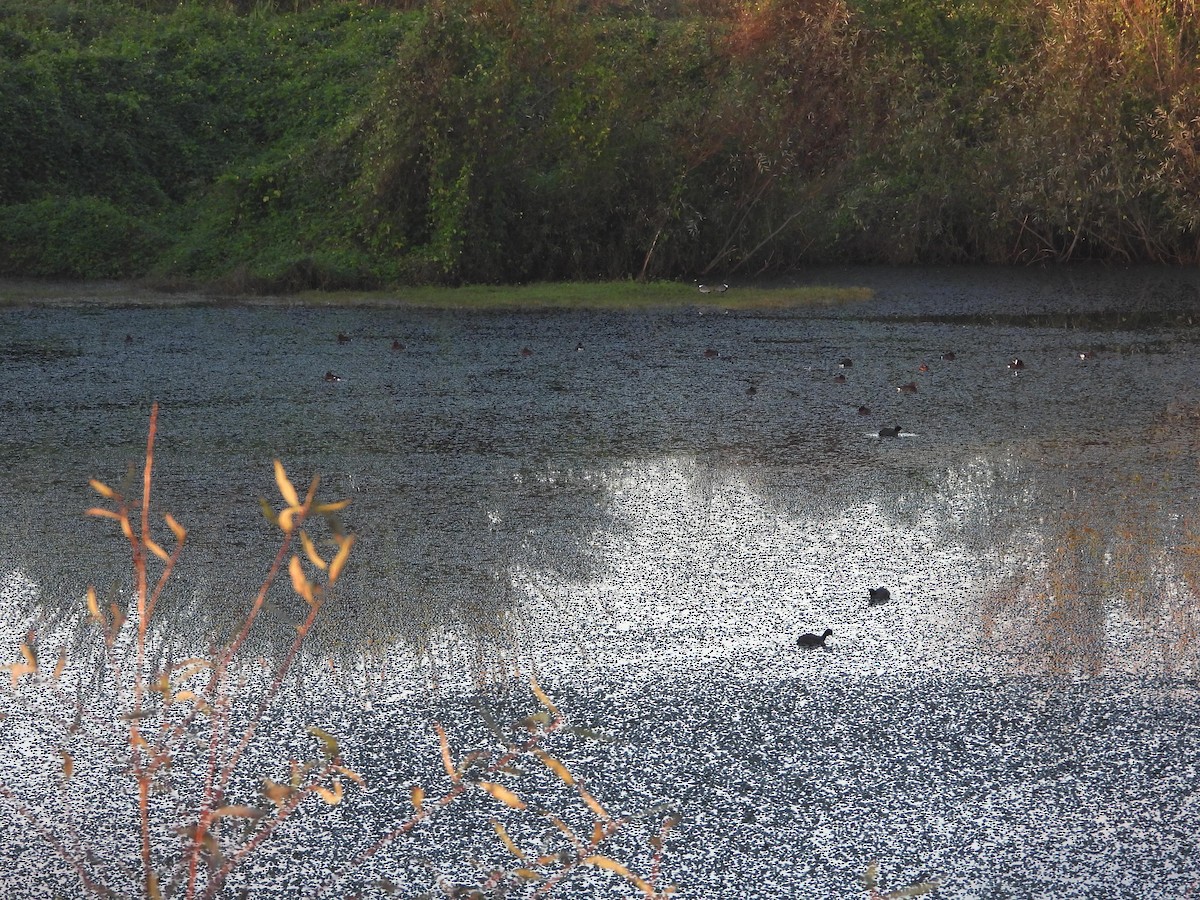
[213,805,264,820]
[583,855,655,893]
[278,506,298,533]
[86,586,103,624]
[58,749,73,779]
[274,460,301,507]
[314,499,352,515]
[513,869,541,881]
[328,534,355,583]
[130,727,148,748]
[147,870,162,900]
[479,781,527,810]
[435,722,458,782]
[535,751,575,786]
[306,725,339,759]
[173,691,210,713]
[120,516,134,541]
[299,531,326,570]
[258,498,279,527]
[262,778,294,808]
[109,602,127,636]
[332,764,364,786]
[52,649,66,681]
[20,644,35,669]
[172,659,212,681]
[145,538,170,563]
[411,785,425,811]
[578,786,610,822]
[529,676,560,720]
[491,820,526,859]
[164,513,187,543]
[289,556,314,604]
[591,822,605,846]
[314,778,343,805]
[86,507,122,521]
[89,478,118,499]
[546,814,578,842]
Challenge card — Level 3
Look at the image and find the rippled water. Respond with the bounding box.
[1,267,1199,898]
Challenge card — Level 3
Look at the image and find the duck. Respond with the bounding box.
[941,351,956,361]
[917,362,930,373]
[391,339,404,351]
[857,405,871,416]
[1078,350,1095,360]
[897,382,918,393]
[324,371,341,382]
[797,628,833,649]
[838,358,853,368]
[868,586,891,605]
[1008,358,1025,370]
[337,332,351,344]
[833,373,847,383]
[878,425,902,438]
[703,347,719,359]
[520,347,533,357]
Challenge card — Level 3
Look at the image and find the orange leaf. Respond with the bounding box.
[491,819,527,859]
[299,531,326,570]
[85,507,122,521]
[535,750,575,786]
[289,556,314,604]
[145,538,170,563]
[435,723,458,782]
[411,785,425,811]
[314,499,352,514]
[52,649,66,681]
[479,781,527,810]
[583,855,656,893]
[164,513,187,543]
[262,778,294,808]
[529,676,560,720]
[58,749,73,779]
[314,778,343,806]
[578,786,611,822]
[85,586,103,624]
[88,478,118,499]
[328,534,355,583]
[333,764,364,786]
[274,460,301,507]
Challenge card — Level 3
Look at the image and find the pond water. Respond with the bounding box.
[1,267,1199,898]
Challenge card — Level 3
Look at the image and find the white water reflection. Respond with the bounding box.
[511,453,993,681]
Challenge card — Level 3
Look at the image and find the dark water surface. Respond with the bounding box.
[1,267,1199,898]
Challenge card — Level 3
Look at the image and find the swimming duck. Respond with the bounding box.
[838,358,853,368]
[704,348,719,358]
[834,373,847,383]
[857,405,871,416]
[878,425,902,438]
[868,586,891,605]
[1008,358,1025,370]
[337,333,351,344]
[1078,350,1095,360]
[520,347,533,357]
[917,362,930,373]
[897,382,918,393]
[324,371,341,382]
[797,628,833,649]
[391,339,404,351]
[942,351,956,361]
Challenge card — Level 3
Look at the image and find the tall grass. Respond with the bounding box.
[0,405,676,898]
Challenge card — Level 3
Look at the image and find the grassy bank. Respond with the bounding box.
[2,0,1199,287]
[0,278,873,309]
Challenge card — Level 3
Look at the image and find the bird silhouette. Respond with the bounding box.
[878,425,902,438]
[797,628,833,649]
[869,587,891,605]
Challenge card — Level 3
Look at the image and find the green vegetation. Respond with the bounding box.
[2,0,1199,288]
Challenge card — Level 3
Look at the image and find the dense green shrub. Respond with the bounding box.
[3,0,1200,284]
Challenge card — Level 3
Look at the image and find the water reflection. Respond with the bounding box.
[2,270,1199,686]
